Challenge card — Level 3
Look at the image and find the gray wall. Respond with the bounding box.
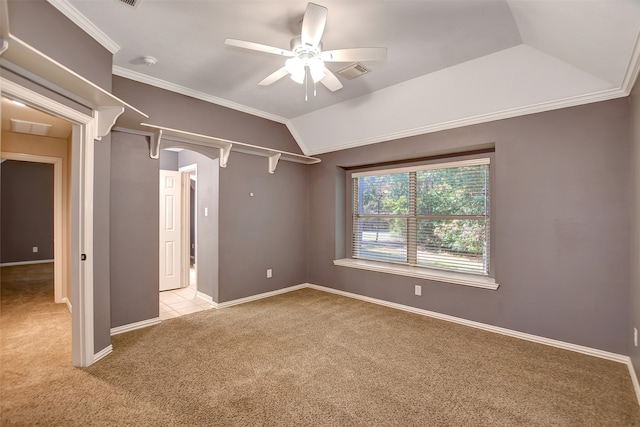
[110,131,159,328]
[93,136,112,351]
[7,0,113,91]
[308,98,630,355]
[630,81,640,378]
[219,153,308,302]
[112,76,302,154]
[159,150,179,171]
[110,78,307,317]
[1,160,54,263]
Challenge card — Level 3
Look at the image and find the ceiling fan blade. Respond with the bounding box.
[225,38,294,57]
[321,47,388,62]
[320,68,343,92]
[300,3,327,47]
[259,66,290,86]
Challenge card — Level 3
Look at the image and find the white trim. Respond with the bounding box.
[621,23,640,95]
[306,88,629,155]
[196,291,214,305]
[62,297,72,313]
[333,259,499,290]
[179,164,197,292]
[110,318,161,335]
[1,152,63,302]
[0,259,54,267]
[0,78,92,124]
[46,0,120,54]
[93,344,113,363]
[214,284,308,309]
[113,66,287,125]
[352,157,490,178]
[285,120,311,156]
[626,358,640,407]
[306,283,627,363]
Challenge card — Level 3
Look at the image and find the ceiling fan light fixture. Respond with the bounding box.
[286,57,303,75]
[308,58,325,83]
[290,70,305,84]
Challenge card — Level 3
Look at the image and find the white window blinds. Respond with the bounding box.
[352,158,490,275]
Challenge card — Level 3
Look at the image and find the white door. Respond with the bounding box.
[159,170,182,291]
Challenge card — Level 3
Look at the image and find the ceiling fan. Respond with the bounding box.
[225,2,387,97]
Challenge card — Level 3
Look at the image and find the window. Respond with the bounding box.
[351,158,490,276]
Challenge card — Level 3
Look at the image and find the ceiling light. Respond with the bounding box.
[308,58,325,83]
[290,70,305,84]
[286,57,303,75]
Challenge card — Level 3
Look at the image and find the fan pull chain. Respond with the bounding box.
[304,67,309,101]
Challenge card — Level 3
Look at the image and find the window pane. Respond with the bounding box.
[417,219,488,274]
[417,165,488,216]
[357,173,410,215]
[353,218,407,263]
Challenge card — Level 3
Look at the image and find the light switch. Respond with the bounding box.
[204,207,208,217]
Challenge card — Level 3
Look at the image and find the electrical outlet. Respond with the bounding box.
[267,269,272,278]
[414,285,421,296]
[32,246,38,253]
[635,328,638,347]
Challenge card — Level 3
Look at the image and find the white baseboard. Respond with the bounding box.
[215,284,308,309]
[93,344,113,363]
[0,259,54,267]
[627,358,640,407]
[196,291,215,305]
[305,283,629,364]
[62,297,72,313]
[110,317,161,335]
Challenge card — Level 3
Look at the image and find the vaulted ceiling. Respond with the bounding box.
[56,0,640,155]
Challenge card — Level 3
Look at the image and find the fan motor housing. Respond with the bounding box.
[290,36,322,58]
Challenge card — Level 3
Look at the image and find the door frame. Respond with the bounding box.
[0,152,63,303]
[2,78,96,367]
[179,163,197,289]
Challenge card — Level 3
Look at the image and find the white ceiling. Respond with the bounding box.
[56,0,640,155]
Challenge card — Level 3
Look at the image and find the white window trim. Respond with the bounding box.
[352,157,490,178]
[333,258,499,290]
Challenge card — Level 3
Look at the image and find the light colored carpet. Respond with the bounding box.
[2,264,639,426]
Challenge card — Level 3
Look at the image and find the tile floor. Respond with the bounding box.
[159,269,212,321]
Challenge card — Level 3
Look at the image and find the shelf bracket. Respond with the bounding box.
[94,105,125,141]
[268,152,282,174]
[219,143,232,168]
[149,128,162,159]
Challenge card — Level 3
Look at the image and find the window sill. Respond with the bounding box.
[333,258,499,290]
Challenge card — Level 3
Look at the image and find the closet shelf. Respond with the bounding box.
[0,34,148,139]
[140,123,321,174]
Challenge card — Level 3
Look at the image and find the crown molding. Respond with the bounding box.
[622,27,640,94]
[284,120,311,156]
[306,87,629,156]
[47,0,120,54]
[112,66,289,126]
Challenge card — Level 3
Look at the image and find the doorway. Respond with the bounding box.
[0,81,95,367]
[158,149,209,320]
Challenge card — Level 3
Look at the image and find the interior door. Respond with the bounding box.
[159,170,182,291]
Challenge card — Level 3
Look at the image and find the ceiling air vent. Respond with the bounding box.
[11,119,52,136]
[115,0,140,8]
[337,63,371,80]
